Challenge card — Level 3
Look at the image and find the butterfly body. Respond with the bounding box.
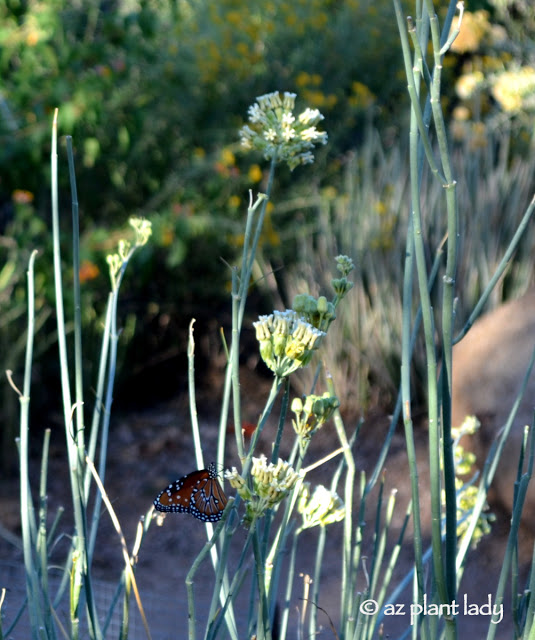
[154,462,227,522]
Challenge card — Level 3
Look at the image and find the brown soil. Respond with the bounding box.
[0,367,530,638]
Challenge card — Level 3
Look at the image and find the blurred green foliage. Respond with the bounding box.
[0,0,407,221]
[0,0,407,425]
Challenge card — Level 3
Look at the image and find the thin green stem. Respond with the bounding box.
[393,2,429,631]
[84,294,113,500]
[186,319,238,640]
[206,529,253,640]
[17,249,43,639]
[230,266,244,461]
[279,528,302,640]
[423,1,460,617]
[66,137,85,463]
[271,378,290,463]
[252,522,271,640]
[327,381,355,639]
[185,513,230,640]
[454,194,535,344]
[51,112,99,640]
[37,429,56,639]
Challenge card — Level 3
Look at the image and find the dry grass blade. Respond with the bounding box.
[84,454,152,640]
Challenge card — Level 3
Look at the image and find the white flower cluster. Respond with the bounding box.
[297,483,346,528]
[240,92,328,170]
[225,455,303,526]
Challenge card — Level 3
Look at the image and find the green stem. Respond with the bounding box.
[66,137,85,466]
[18,250,43,639]
[279,528,302,640]
[230,266,243,461]
[37,429,56,639]
[424,3,459,611]
[84,294,113,501]
[252,521,272,640]
[327,379,355,638]
[187,319,238,640]
[454,194,535,343]
[308,524,326,639]
[185,513,230,640]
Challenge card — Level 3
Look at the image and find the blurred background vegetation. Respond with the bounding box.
[2,0,535,470]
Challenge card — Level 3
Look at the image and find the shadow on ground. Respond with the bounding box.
[0,367,530,638]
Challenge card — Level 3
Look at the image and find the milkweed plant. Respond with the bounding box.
[7,2,535,640]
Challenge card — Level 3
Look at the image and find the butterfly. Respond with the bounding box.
[153,462,228,522]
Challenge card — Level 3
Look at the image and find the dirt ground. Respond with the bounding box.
[0,367,532,638]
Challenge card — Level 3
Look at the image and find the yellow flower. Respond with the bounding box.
[26,30,39,46]
[456,71,485,100]
[321,186,337,200]
[228,195,241,209]
[350,82,376,109]
[220,148,236,167]
[452,105,471,121]
[296,71,311,87]
[491,67,535,113]
[450,10,491,54]
[248,164,263,183]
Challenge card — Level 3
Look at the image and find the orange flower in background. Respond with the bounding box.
[160,227,175,247]
[79,260,100,283]
[12,190,34,205]
[241,421,257,438]
[227,421,257,438]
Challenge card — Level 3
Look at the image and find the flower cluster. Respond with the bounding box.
[253,310,326,378]
[291,392,340,442]
[129,216,153,247]
[455,70,485,101]
[491,66,535,114]
[444,415,494,547]
[332,255,355,301]
[239,91,328,171]
[297,483,345,529]
[225,455,302,525]
[292,294,336,333]
[107,217,152,289]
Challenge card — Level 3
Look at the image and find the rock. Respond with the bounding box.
[451,290,535,524]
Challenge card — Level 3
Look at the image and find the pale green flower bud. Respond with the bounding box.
[292,392,339,440]
[316,296,328,314]
[331,277,354,298]
[335,254,355,277]
[258,340,274,368]
[224,468,252,501]
[253,316,272,341]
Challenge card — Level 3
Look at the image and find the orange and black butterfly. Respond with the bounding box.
[153,462,227,522]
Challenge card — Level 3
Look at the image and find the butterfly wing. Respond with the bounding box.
[154,469,210,514]
[154,464,228,522]
[190,477,228,522]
